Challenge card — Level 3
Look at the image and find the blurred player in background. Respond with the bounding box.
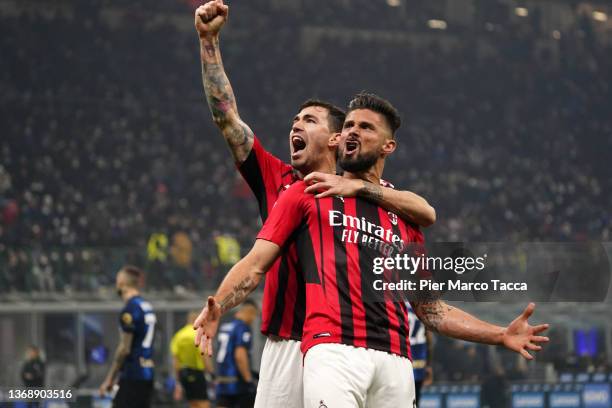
[171,311,214,408]
[407,302,433,404]
[99,266,156,408]
[195,93,551,407]
[194,2,436,407]
[195,0,435,408]
[215,300,258,408]
[21,345,45,408]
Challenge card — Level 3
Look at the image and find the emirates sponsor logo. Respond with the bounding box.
[329,210,405,255]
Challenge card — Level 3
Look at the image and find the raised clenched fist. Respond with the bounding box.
[194,0,229,39]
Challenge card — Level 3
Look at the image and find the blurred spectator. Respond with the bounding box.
[214,234,241,267]
[21,345,45,408]
[481,363,509,408]
[462,345,484,382]
[171,232,193,269]
[0,0,610,294]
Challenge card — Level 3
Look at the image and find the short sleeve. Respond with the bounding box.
[170,332,179,356]
[238,136,293,218]
[412,227,424,244]
[404,225,433,294]
[257,181,307,248]
[234,324,252,349]
[119,305,137,333]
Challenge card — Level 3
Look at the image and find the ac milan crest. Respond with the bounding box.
[388,211,398,226]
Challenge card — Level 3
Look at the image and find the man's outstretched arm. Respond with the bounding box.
[194,182,306,355]
[303,172,436,227]
[412,301,550,360]
[195,0,254,164]
[193,239,281,355]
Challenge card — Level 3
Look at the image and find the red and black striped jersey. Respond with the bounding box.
[238,137,304,340]
[258,181,423,359]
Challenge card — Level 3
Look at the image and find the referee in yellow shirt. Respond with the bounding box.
[171,311,213,408]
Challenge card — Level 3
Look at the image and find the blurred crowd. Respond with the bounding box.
[1,0,610,295]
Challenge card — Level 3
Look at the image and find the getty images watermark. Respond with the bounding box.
[366,242,612,303]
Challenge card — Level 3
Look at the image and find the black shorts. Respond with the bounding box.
[179,368,209,401]
[216,392,256,408]
[113,379,153,408]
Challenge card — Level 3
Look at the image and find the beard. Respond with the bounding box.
[338,149,378,173]
[116,288,123,298]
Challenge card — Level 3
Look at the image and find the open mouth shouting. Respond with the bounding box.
[343,138,360,157]
[291,135,307,159]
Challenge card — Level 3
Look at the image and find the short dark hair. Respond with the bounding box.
[299,99,346,133]
[120,265,144,288]
[347,92,401,136]
[242,299,258,310]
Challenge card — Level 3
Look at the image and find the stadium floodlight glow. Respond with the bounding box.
[427,19,448,30]
[515,7,529,17]
[386,0,401,7]
[592,11,607,22]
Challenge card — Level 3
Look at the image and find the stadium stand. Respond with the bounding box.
[0,0,611,406]
[1,0,610,296]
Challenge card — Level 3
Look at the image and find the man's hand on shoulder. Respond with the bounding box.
[304,172,362,198]
[195,0,228,39]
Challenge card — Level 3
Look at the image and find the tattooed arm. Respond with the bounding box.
[193,239,281,356]
[412,300,504,343]
[358,182,436,227]
[412,301,550,360]
[195,183,306,356]
[424,330,434,385]
[195,1,254,164]
[303,172,436,227]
